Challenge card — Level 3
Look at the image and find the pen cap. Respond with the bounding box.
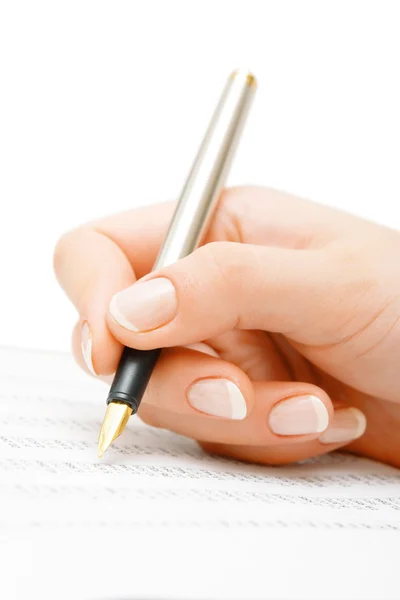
[154,70,256,269]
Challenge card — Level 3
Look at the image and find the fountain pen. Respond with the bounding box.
[98,69,257,457]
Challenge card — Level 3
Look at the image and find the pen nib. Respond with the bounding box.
[97,402,133,458]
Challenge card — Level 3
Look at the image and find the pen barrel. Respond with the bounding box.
[107,347,161,412]
[154,70,256,269]
[107,71,256,417]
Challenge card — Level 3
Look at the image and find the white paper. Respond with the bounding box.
[0,346,399,600]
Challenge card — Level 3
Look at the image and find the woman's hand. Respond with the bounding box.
[54,186,400,468]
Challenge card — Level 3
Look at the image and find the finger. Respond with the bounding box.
[54,186,368,377]
[54,186,341,308]
[107,240,348,351]
[54,228,135,374]
[88,186,364,279]
[134,346,337,446]
[199,406,367,465]
[54,186,360,374]
[199,439,335,465]
[58,186,356,291]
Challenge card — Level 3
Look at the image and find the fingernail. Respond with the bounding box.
[184,343,220,358]
[319,407,366,444]
[187,378,247,420]
[81,321,96,375]
[109,278,177,332]
[269,395,329,435]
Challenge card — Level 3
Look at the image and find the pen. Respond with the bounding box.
[98,69,257,457]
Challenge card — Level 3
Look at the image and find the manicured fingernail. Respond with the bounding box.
[81,321,96,375]
[269,395,329,435]
[109,278,177,332]
[187,378,247,420]
[319,407,366,444]
[184,343,220,358]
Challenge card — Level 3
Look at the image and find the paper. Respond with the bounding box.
[0,346,399,600]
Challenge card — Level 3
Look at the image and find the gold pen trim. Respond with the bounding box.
[230,69,257,88]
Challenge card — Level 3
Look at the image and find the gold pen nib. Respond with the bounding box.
[97,401,132,458]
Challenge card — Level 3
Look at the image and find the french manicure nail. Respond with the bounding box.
[184,343,220,358]
[109,278,177,332]
[187,378,247,420]
[81,321,96,375]
[319,407,366,444]
[269,395,329,435]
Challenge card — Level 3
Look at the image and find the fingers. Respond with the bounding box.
[134,347,366,464]
[198,412,362,465]
[200,406,367,465]
[54,186,363,377]
[107,241,342,350]
[77,187,353,280]
[56,185,355,295]
[86,187,366,273]
[139,346,335,445]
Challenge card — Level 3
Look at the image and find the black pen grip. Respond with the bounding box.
[106,346,161,413]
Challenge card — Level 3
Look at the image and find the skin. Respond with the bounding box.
[54,186,400,468]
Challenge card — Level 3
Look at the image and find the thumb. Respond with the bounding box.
[107,241,342,349]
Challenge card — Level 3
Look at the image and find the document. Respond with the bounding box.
[0,346,399,600]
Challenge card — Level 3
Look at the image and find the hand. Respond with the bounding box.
[54,186,400,468]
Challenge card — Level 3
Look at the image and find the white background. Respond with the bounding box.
[0,0,399,352]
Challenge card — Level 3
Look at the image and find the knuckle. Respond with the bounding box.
[202,240,250,288]
[197,241,260,329]
[204,241,236,281]
[325,240,397,344]
[53,227,83,279]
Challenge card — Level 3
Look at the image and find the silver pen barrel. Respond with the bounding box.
[154,70,256,269]
[99,70,257,456]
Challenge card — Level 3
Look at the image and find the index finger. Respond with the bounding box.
[54,186,347,375]
[60,185,351,292]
